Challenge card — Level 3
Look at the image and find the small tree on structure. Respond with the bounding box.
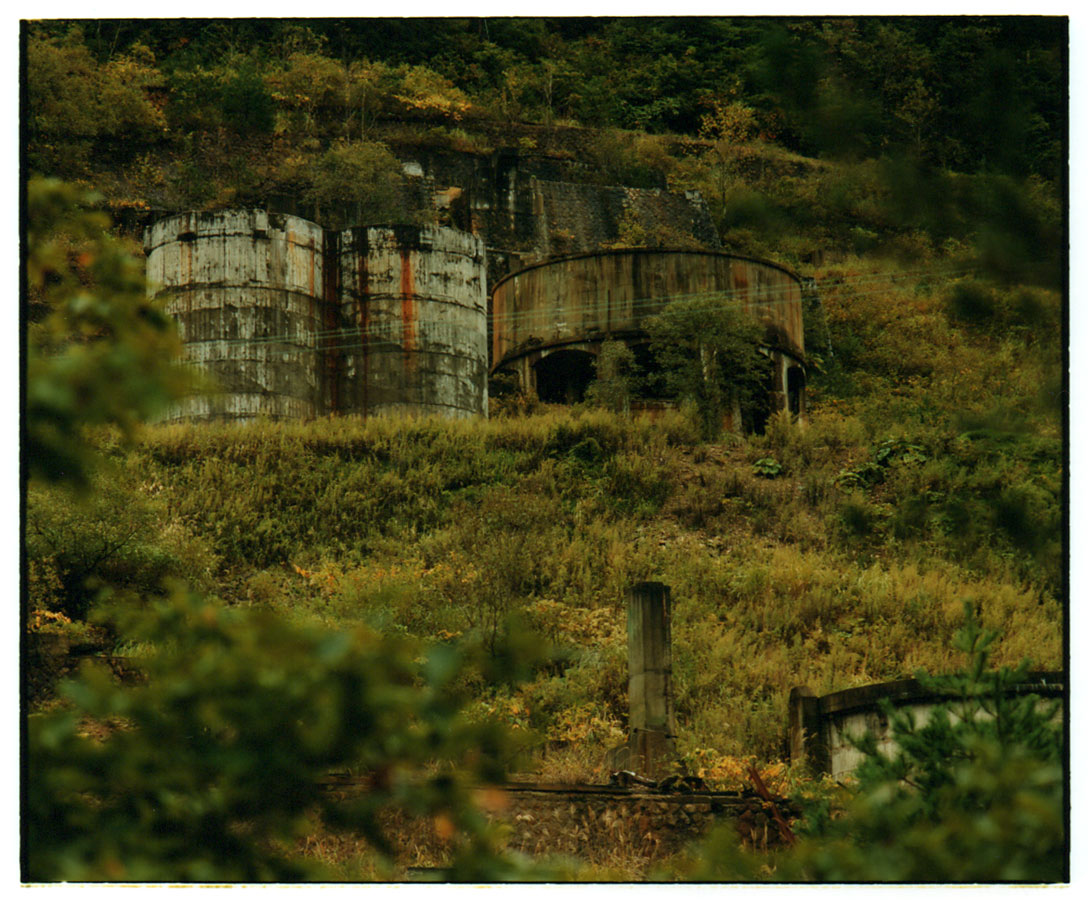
[645,295,771,440]
[584,340,639,415]
[303,139,410,228]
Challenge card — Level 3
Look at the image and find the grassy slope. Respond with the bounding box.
[105,271,1062,782]
[28,125,1063,792]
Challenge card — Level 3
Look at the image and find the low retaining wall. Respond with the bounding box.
[25,636,142,705]
[321,779,799,868]
[496,783,795,859]
[788,672,1064,778]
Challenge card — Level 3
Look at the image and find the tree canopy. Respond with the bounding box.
[26,18,1065,181]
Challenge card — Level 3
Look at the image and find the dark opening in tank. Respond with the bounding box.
[745,372,774,436]
[787,365,805,416]
[629,342,670,401]
[535,349,596,404]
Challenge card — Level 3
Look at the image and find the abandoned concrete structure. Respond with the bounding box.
[490,248,806,429]
[333,225,488,419]
[145,212,488,422]
[144,154,805,425]
[788,673,1064,778]
[144,209,328,422]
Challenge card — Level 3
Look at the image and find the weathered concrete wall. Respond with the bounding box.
[491,249,805,418]
[145,209,326,423]
[530,180,720,259]
[493,785,793,861]
[389,147,576,286]
[788,673,1065,778]
[386,147,719,283]
[146,214,489,422]
[492,249,804,368]
[336,225,489,419]
[130,139,720,289]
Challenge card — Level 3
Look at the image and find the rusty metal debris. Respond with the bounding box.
[746,763,796,846]
[608,771,708,793]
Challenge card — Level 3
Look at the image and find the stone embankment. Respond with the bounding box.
[320,776,800,868]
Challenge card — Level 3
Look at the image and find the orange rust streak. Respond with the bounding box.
[400,250,415,353]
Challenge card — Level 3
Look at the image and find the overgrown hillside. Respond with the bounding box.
[29,267,1063,777]
[26,7,1064,785]
[26,18,1064,280]
[24,15,1066,882]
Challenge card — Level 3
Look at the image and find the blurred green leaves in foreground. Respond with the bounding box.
[26,587,547,882]
[28,593,1065,882]
[26,176,189,489]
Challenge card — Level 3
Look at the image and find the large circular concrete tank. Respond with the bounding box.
[490,248,806,420]
[144,209,326,422]
[336,224,488,419]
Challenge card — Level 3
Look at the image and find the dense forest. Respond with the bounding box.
[24,17,1066,883]
[26,18,1064,272]
[27,17,1064,176]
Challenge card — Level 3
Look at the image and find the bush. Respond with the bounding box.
[584,341,638,415]
[25,178,187,487]
[25,588,546,882]
[26,475,217,621]
[304,139,411,227]
[645,297,772,440]
[752,457,783,479]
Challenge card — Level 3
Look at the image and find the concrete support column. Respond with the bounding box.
[627,581,676,777]
[787,686,828,774]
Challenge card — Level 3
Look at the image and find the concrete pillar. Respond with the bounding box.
[627,581,676,778]
[787,686,829,774]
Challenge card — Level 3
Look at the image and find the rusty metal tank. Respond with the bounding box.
[144,209,327,422]
[490,248,806,420]
[335,224,488,419]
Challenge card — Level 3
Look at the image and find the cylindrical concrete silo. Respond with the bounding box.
[144,209,326,423]
[489,248,806,426]
[336,224,488,419]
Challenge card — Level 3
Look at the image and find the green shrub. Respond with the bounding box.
[838,498,878,539]
[584,341,639,415]
[304,139,411,227]
[25,587,547,882]
[26,476,217,621]
[645,297,772,441]
[752,457,783,479]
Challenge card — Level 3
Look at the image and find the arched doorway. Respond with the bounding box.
[534,349,597,404]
